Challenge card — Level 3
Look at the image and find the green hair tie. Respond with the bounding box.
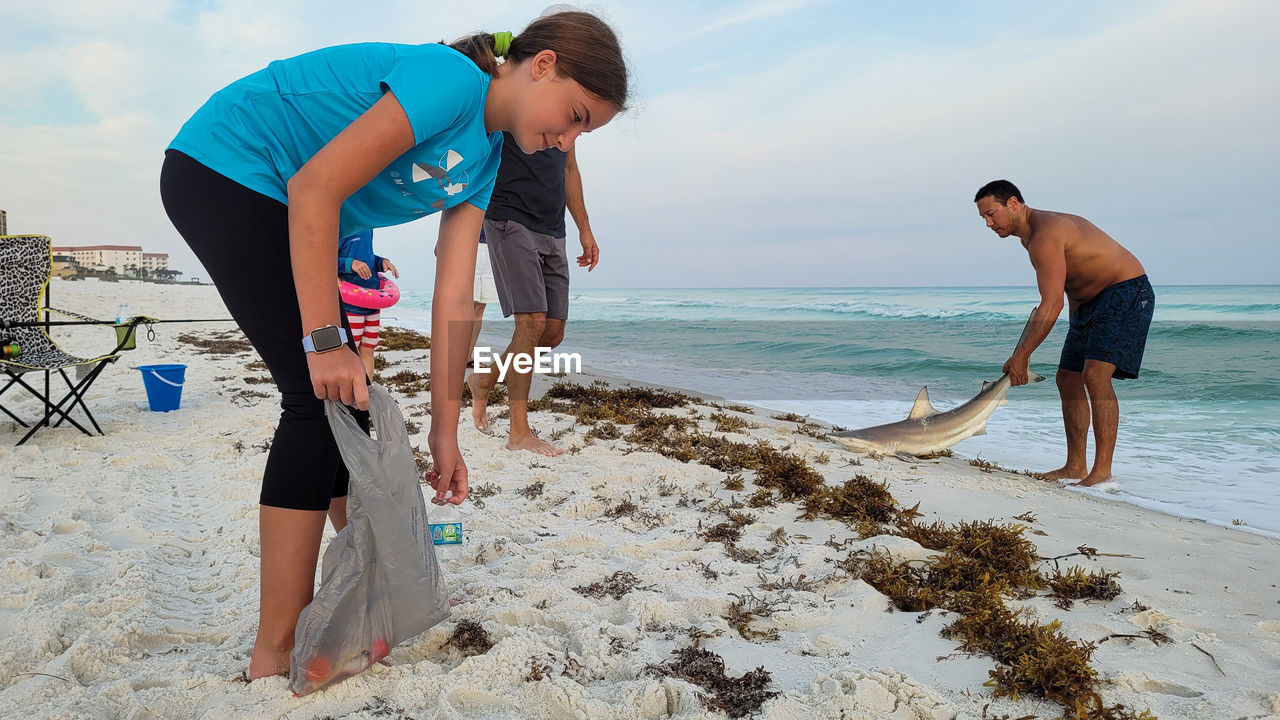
[493,31,513,58]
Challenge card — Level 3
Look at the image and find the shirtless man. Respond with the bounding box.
[975,180,1154,487]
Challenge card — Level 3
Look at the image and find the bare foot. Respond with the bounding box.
[1075,472,1113,487]
[467,372,490,431]
[248,646,291,680]
[507,433,562,456]
[1038,465,1087,481]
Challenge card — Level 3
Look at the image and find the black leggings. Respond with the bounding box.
[160,149,367,511]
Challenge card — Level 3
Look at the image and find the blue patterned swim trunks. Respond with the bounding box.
[1060,274,1155,379]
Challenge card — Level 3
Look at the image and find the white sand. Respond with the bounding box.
[2,279,1278,719]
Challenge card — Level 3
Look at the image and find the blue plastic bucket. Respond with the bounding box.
[138,364,187,412]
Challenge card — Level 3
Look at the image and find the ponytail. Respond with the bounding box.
[447,32,502,76]
[447,11,629,110]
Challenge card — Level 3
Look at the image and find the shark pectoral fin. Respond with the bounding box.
[973,422,988,436]
[907,387,940,420]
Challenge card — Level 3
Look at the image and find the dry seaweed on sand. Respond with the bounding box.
[378,326,431,351]
[573,571,643,600]
[725,591,782,642]
[896,519,1046,593]
[444,619,493,657]
[648,647,778,719]
[530,380,691,426]
[943,590,1103,708]
[585,421,622,440]
[512,379,1150,717]
[382,369,430,397]
[710,411,759,433]
[1045,566,1122,609]
[176,330,256,355]
[517,480,546,500]
[800,474,902,529]
[840,549,945,612]
[699,520,745,546]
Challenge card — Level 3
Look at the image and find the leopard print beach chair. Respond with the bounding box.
[1,234,136,445]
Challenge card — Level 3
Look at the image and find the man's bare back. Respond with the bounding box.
[1021,209,1146,307]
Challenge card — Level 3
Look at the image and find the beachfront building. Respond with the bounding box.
[141,252,170,273]
[51,252,78,278]
[53,245,143,274]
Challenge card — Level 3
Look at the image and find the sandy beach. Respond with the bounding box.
[2,279,1278,720]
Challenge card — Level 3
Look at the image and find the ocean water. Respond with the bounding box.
[391,285,1280,537]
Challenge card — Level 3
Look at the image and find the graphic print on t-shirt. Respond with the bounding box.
[409,149,470,210]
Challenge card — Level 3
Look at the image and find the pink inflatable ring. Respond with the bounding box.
[339,272,400,310]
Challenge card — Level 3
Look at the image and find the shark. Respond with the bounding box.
[833,310,1045,457]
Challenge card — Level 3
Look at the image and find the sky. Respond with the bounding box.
[1,0,1277,290]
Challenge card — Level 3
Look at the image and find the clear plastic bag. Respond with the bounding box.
[287,384,450,696]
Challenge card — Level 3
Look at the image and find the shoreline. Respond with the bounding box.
[2,279,1278,719]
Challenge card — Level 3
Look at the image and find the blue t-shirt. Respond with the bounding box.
[169,43,504,237]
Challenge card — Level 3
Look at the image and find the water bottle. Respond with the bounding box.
[116,302,132,324]
[429,503,464,562]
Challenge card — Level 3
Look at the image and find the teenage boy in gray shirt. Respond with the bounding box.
[468,131,598,455]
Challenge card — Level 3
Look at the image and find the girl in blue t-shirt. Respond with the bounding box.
[159,11,628,681]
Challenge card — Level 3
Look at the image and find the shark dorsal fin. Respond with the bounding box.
[907,386,939,420]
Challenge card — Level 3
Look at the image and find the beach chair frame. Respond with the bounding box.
[1,234,141,445]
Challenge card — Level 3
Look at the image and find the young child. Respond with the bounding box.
[338,230,399,377]
[160,12,628,681]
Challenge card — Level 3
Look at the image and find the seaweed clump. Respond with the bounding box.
[383,369,430,397]
[897,519,1045,594]
[445,619,493,657]
[710,411,758,433]
[837,515,1152,718]
[574,571,641,600]
[944,591,1117,714]
[800,474,908,535]
[648,647,777,719]
[176,330,256,355]
[378,326,431,351]
[530,380,690,426]
[1046,566,1123,609]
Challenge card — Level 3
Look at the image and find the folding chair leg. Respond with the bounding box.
[51,366,108,434]
[1,376,33,428]
[11,372,96,445]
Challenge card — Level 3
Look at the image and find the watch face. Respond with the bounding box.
[312,326,343,353]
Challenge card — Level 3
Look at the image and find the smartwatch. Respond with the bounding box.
[301,325,349,354]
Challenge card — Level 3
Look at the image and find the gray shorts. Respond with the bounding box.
[482,218,569,320]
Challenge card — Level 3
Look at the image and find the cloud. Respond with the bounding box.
[1,0,1276,290]
[683,0,822,40]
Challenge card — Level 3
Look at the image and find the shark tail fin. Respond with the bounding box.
[907,386,940,420]
[1029,370,1046,383]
